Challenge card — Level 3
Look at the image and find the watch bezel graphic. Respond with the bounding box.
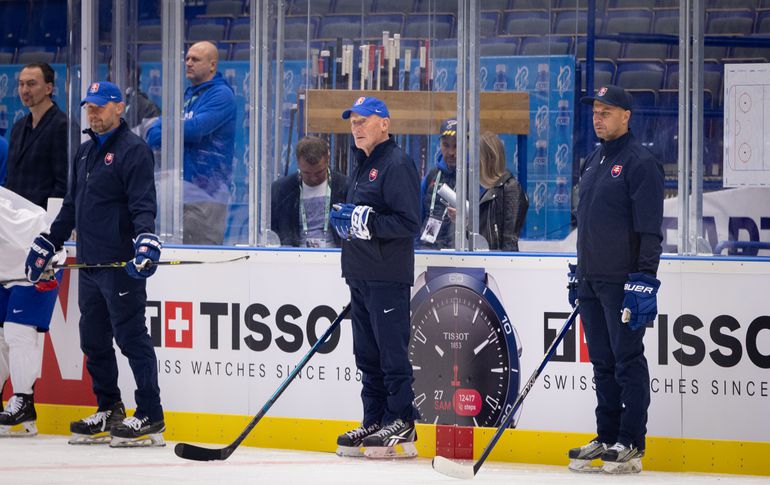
[409,268,520,428]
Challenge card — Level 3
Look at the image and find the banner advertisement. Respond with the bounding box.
[35,250,770,444]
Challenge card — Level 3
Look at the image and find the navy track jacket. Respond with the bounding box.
[576,131,664,282]
[341,136,420,285]
[49,120,156,264]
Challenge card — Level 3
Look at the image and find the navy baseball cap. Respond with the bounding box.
[80,81,123,106]
[580,85,633,111]
[439,118,457,137]
[341,96,390,119]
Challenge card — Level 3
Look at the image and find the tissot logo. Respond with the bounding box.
[165,301,193,348]
[544,312,590,363]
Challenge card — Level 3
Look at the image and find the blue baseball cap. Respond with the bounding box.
[580,84,633,111]
[341,96,390,119]
[440,118,457,137]
[80,81,123,106]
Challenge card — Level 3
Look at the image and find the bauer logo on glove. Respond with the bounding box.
[621,272,660,330]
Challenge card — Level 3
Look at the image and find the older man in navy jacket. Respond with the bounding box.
[25,81,165,448]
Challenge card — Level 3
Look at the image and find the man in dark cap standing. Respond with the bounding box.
[566,85,664,474]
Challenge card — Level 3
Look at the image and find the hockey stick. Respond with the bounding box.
[0,255,250,286]
[174,302,352,461]
[432,305,580,479]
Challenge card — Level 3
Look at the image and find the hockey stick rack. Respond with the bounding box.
[432,305,580,479]
[174,303,352,461]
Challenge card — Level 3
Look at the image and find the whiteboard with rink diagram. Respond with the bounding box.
[723,63,770,187]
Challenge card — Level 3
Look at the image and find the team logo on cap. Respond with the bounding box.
[598,87,608,96]
[89,83,100,93]
[611,164,623,177]
[105,153,114,166]
[369,168,378,182]
[355,97,366,106]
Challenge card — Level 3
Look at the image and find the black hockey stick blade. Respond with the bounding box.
[52,254,250,270]
[432,305,580,479]
[174,303,352,462]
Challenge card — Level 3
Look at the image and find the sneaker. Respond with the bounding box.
[110,415,166,447]
[601,442,644,474]
[69,401,126,445]
[0,394,37,437]
[336,423,381,457]
[362,419,418,459]
[567,439,608,472]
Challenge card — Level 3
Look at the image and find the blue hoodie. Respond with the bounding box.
[147,72,236,203]
[418,151,456,249]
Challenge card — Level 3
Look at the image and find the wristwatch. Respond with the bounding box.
[409,266,521,427]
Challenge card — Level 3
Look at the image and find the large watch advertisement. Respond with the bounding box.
[409,267,520,428]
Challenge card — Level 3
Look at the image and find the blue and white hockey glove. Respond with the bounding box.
[126,233,162,279]
[567,263,578,309]
[25,234,57,283]
[331,204,374,240]
[621,272,660,330]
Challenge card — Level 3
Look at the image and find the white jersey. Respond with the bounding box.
[0,187,65,286]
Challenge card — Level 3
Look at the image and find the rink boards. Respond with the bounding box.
[18,248,770,476]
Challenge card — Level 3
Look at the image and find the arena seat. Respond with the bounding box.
[706,9,755,35]
[479,37,519,57]
[362,14,405,40]
[615,59,665,90]
[187,17,230,42]
[605,9,653,34]
[332,0,374,14]
[502,10,550,36]
[403,13,455,39]
[520,36,572,55]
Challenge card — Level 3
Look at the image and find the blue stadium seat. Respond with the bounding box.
[17,46,57,64]
[622,41,669,60]
[579,59,617,90]
[615,60,665,90]
[203,0,244,16]
[730,44,770,61]
[30,0,67,46]
[519,36,572,55]
[756,10,770,33]
[482,0,510,9]
[284,15,321,40]
[288,0,332,14]
[607,0,655,6]
[481,12,501,37]
[228,17,250,41]
[374,0,416,13]
[0,47,16,64]
[480,37,519,57]
[653,8,679,34]
[706,9,755,35]
[333,0,373,14]
[318,15,364,39]
[510,0,547,8]
[138,43,162,62]
[665,61,723,105]
[362,14,404,40]
[605,9,653,34]
[403,13,455,39]
[575,38,623,58]
[553,10,604,35]
[138,19,163,43]
[706,0,757,8]
[0,1,28,47]
[502,10,550,36]
[430,38,457,59]
[187,17,230,42]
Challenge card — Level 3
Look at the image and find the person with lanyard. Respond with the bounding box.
[271,136,348,248]
[418,118,457,249]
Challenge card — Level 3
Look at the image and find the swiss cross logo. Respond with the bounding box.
[104,153,114,165]
[89,82,100,93]
[611,164,623,178]
[165,301,193,348]
[598,86,608,96]
[369,168,378,182]
[355,96,366,106]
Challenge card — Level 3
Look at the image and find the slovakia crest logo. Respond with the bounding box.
[89,82,100,93]
[355,96,366,106]
[369,168,378,182]
[104,153,114,165]
[598,86,608,96]
[611,164,623,177]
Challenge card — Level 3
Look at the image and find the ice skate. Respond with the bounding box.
[601,442,644,474]
[69,401,126,445]
[567,439,608,472]
[336,422,381,457]
[0,394,37,437]
[362,419,418,459]
[110,415,166,447]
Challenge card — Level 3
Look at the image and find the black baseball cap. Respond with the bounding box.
[580,85,633,111]
[439,118,457,137]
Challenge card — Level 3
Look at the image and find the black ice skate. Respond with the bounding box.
[0,393,37,437]
[336,422,381,457]
[567,439,608,472]
[69,401,126,445]
[110,415,166,447]
[601,442,644,474]
[361,419,418,459]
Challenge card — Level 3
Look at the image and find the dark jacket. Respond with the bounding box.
[419,152,456,249]
[576,131,664,282]
[271,170,348,247]
[479,170,528,251]
[342,136,420,284]
[48,120,156,264]
[4,103,68,209]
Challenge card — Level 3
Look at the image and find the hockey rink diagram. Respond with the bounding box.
[1,436,768,485]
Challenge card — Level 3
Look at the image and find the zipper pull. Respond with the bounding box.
[600,156,605,165]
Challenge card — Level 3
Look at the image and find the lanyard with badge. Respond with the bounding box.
[299,170,332,248]
[420,171,448,244]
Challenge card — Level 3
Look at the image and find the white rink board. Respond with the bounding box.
[47,249,770,443]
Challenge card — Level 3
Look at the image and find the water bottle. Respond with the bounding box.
[533,139,547,178]
[554,176,569,208]
[556,99,570,128]
[535,63,549,97]
[493,64,508,91]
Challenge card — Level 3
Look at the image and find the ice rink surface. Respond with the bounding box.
[1,436,767,485]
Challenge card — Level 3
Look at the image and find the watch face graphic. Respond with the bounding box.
[409,271,520,427]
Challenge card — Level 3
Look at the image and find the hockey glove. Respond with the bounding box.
[126,233,162,279]
[25,234,57,283]
[621,272,660,330]
[567,263,578,309]
[331,204,374,240]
